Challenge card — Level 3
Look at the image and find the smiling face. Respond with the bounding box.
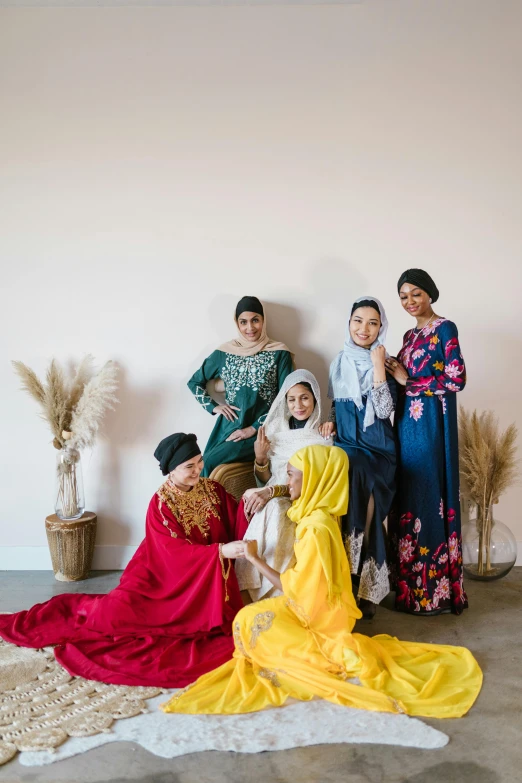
[399,283,432,319]
[286,383,315,421]
[169,454,204,490]
[286,463,304,501]
[349,306,381,349]
[237,311,264,342]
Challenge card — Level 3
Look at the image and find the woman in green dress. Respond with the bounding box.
[188,296,294,477]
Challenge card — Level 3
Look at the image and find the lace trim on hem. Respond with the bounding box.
[358,557,391,605]
[344,530,364,574]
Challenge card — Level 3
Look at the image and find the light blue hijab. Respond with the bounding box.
[328,296,388,430]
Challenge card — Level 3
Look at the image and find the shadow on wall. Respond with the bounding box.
[265,300,330,390]
[267,257,371,401]
[94,364,171,545]
[201,258,373,415]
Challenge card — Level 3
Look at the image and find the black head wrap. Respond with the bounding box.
[350,299,381,317]
[235,296,264,320]
[397,269,439,303]
[154,433,201,476]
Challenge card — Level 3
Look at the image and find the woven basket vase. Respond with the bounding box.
[45,512,97,581]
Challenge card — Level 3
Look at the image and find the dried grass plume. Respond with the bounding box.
[459,406,519,574]
[459,407,519,510]
[12,356,119,450]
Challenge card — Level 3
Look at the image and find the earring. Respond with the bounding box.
[429,298,432,303]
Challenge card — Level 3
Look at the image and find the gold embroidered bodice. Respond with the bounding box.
[157,478,221,539]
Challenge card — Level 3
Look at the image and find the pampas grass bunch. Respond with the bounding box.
[13,356,119,518]
[459,408,519,575]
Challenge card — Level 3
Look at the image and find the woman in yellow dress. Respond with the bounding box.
[162,445,482,719]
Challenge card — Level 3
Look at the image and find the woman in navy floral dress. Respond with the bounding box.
[385,270,468,616]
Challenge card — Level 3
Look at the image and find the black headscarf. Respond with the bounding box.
[397,269,439,303]
[154,433,201,476]
[350,299,381,316]
[235,296,264,320]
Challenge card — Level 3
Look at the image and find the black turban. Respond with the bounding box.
[397,269,439,303]
[154,433,201,476]
[235,296,264,320]
[351,299,381,316]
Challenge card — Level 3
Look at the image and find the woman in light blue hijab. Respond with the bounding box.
[320,296,396,618]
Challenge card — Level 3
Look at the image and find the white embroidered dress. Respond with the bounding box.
[235,369,331,601]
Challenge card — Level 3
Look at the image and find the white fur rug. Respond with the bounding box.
[20,693,448,766]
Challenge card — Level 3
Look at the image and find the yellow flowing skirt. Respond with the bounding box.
[163,521,482,718]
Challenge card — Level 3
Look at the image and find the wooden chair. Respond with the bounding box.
[209,462,257,502]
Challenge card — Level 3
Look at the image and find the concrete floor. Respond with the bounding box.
[0,569,520,783]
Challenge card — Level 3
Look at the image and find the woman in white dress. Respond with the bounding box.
[235,369,332,602]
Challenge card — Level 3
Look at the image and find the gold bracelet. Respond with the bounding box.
[272,485,289,498]
[218,543,232,602]
[254,460,270,472]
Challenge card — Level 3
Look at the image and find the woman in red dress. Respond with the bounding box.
[0,433,247,687]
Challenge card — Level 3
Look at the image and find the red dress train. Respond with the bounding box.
[0,479,247,688]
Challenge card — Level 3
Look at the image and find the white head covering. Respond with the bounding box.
[328,296,388,431]
[263,369,331,484]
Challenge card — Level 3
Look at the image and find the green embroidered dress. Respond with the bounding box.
[188,350,293,476]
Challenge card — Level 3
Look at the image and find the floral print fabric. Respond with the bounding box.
[389,319,468,615]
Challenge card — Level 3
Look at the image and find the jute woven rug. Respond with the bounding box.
[0,638,448,768]
[0,639,163,765]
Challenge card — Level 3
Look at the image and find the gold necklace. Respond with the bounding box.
[410,313,436,348]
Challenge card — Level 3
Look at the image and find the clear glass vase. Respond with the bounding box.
[55,447,85,520]
[462,506,517,581]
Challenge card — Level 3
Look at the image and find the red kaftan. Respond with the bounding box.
[0,479,248,687]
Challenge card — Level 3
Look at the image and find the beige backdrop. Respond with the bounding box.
[1,0,521,567]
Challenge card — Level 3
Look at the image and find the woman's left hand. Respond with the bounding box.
[226,426,257,442]
[243,487,272,520]
[385,357,409,386]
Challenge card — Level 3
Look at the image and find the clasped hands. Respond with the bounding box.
[221,539,259,561]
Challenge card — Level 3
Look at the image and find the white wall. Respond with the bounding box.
[1,1,521,568]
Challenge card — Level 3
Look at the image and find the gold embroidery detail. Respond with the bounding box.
[249,611,275,649]
[285,598,310,626]
[258,668,282,688]
[233,621,250,660]
[157,498,178,537]
[219,543,232,602]
[163,682,194,707]
[157,478,220,539]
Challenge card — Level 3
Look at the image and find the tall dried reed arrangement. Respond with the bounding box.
[459,408,519,575]
[13,356,119,518]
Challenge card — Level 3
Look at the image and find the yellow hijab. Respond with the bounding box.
[287,445,349,604]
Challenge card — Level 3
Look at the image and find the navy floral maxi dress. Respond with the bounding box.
[388,318,468,616]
